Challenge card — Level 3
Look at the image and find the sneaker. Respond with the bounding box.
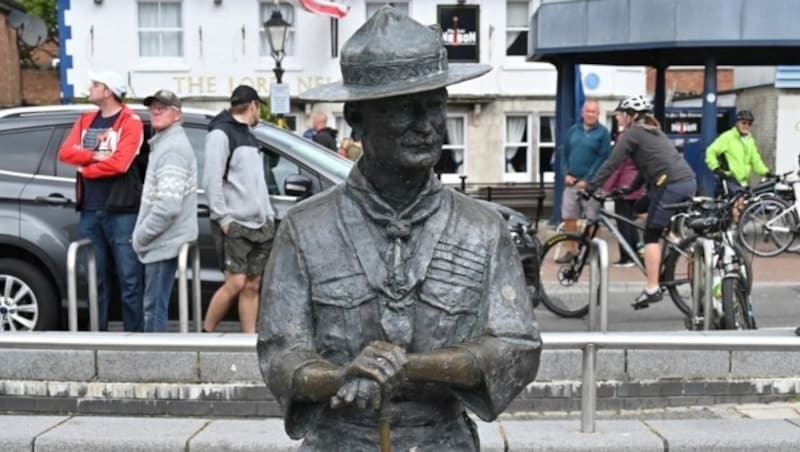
[612,260,635,268]
[631,288,663,310]
[554,251,577,264]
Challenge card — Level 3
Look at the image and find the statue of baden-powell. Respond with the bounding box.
[257,7,541,451]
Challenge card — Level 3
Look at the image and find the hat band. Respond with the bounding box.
[341,51,448,87]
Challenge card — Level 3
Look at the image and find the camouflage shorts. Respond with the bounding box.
[212,220,275,276]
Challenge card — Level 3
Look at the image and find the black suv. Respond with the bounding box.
[0,105,538,331]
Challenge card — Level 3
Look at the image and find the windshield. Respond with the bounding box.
[253,123,353,182]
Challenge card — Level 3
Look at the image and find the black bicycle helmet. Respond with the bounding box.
[736,110,754,122]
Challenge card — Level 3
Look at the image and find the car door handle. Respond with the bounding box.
[197,204,210,218]
[35,194,73,206]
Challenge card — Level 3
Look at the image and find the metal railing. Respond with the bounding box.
[588,238,609,333]
[177,241,202,333]
[691,238,715,331]
[1,329,799,434]
[66,239,99,331]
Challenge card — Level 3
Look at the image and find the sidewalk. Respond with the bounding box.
[5,402,800,451]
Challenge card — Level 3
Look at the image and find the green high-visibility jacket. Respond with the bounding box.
[705,127,769,184]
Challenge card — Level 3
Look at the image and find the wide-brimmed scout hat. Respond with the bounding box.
[298,6,490,102]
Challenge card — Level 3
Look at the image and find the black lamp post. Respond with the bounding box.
[264,9,290,85]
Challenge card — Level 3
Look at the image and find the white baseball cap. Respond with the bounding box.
[88,70,127,97]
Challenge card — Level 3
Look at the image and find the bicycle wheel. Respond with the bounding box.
[538,233,592,318]
[737,197,796,257]
[661,236,696,316]
[721,276,754,329]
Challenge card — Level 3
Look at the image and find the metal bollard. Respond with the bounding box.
[588,238,609,332]
[690,238,714,331]
[66,239,99,332]
[177,241,202,333]
[580,343,597,433]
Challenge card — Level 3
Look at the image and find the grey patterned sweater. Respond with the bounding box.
[132,123,198,264]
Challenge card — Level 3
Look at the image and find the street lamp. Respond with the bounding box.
[264,9,290,84]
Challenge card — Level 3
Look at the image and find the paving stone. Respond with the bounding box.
[736,406,800,419]
[731,351,800,378]
[35,416,207,452]
[199,352,262,383]
[503,419,663,451]
[627,350,729,380]
[536,349,626,381]
[189,418,300,452]
[0,350,95,381]
[0,415,68,452]
[97,350,198,382]
[647,418,800,451]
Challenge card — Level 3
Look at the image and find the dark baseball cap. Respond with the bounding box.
[143,89,182,109]
[230,85,265,106]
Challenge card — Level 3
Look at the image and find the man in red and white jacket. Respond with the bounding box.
[58,70,145,332]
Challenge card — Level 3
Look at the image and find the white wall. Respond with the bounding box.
[775,94,800,173]
[64,0,644,101]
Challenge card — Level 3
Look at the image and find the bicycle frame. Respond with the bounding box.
[762,181,800,234]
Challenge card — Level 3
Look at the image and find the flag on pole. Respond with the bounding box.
[298,0,349,19]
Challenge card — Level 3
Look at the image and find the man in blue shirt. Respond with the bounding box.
[557,99,611,263]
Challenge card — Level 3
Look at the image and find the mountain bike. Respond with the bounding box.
[538,191,695,319]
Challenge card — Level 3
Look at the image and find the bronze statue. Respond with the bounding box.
[257,7,541,451]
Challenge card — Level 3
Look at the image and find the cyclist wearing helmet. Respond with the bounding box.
[587,94,696,309]
[705,109,771,195]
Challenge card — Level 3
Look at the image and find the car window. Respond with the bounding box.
[263,147,302,196]
[0,128,53,174]
[184,125,207,182]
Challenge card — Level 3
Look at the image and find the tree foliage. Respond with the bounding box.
[18,0,59,68]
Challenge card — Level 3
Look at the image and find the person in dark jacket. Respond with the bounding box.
[202,85,276,333]
[587,94,696,310]
[310,111,338,151]
[58,70,145,331]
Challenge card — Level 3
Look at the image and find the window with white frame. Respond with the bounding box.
[366,1,409,18]
[137,1,183,57]
[434,116,466,179]
[538,115,556,182]
[260,2,295,58]
[506,0,528,56]
[504,115,531,180]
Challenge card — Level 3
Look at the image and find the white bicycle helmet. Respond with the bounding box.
[619,94,653,113]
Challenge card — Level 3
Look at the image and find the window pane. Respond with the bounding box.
[0,129,52,174]
[539,145,555,174]
[139,31,160,56]
[506,116,528,143]
[138,3,158,28]
[184,127,207,182]
[263,148,301,196]
[445,117,464,146]
[161,31,183,56]
[507,2,529,27]
[260,4,295,57]
[540,116,555,143]
[506,31,527,56]
[160,2,182,27]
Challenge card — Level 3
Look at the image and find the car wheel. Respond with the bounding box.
[0,258,59,331]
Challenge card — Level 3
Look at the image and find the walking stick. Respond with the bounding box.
[379,387,392,452]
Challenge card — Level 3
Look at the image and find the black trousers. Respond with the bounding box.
[614,199,640,262]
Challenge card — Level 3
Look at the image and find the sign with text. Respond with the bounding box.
[437,5,480,62]
[270,83,290,114]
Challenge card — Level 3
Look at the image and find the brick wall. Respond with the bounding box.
[0,13,22,107]
[21,69,60,105]
[646,68,734,98]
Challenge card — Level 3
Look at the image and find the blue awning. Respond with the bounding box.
[529,0,800,65]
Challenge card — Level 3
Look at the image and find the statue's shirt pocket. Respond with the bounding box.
[311,273,377,360]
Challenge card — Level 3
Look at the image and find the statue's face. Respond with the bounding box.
[356,88,447,171]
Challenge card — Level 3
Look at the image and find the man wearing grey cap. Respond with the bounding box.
[257,7,541,451]
[58,70,145,332]
[132,90,197,332]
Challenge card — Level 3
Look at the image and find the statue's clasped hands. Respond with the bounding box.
[330,341,407,411]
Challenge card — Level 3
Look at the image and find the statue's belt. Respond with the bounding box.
[327,398,463,428]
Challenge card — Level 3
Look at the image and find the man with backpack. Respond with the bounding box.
[202,85,275,333]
